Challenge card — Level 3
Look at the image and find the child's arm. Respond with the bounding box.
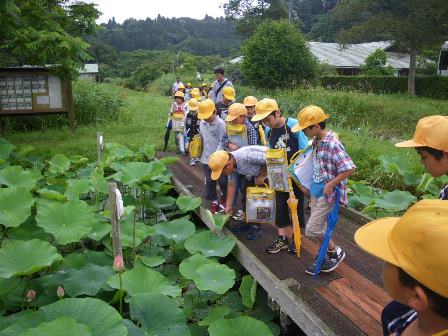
[323,168,355,196]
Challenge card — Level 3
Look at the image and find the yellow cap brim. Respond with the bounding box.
[225,114,239,122]
[291,123,306,132]
[354,217,400,267]
[211,168,223,180]
[223,94,235,101]
[198,111,213,120]
[395,139,425,148]
[189,107,199,111]
[251,111,272,122]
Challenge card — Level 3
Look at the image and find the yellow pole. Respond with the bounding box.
[287,176,301,257]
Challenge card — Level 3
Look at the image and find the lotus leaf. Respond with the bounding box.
[185,231,236,257]
[62,250,113,270]
[36,200,96,244]
[239,275,257,309]
[0,166,38,190]
[194,263,235,294]
[64,264,115,297]
[0,298,126,336]
[123,319,146,336]
[104,142,135,160]
[0,143,15,162]
[159,156,179,165]
[179,253,217,280]
[18,145,35,157]
[198,306,231,327]
[176,195,202,213]
[112,161,166,186]
[7,217,52,241]
[18,317,92,336]
[0,239,62,278]
[137,255,166,267]
[379,154,412,176]
[119,213,155,248]
[137,145,155,160]
[36,188,66,201]
[0,187,33,228]
[107,264,180,297]
[88,216,111,241]
[151,195,176,209]
[48,154,71,175]
[129,293,189,336]
[206,210,229,230]
[155,216,196,243]
[375,190,417,212]
[208,316,272,336]
[65,179,92,200]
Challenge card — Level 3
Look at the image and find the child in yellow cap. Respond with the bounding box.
[164,91,187,153]
[355,200,448,336]
[185,98,201,166]
[215,86,236,120]
[380,115,448,333]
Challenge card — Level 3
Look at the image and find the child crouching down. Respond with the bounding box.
[170,91,188,154]
[185,98,201,166]
[292,105,355,275]
[198,99,228,214]
[355,200,448,336]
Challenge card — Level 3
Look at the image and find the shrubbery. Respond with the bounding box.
[321,76,448,99]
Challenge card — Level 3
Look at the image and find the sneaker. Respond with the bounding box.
[230,222,250,233]
[287,238,297,254]
[195,158,200,163]
[210,201,219,215]
[321,246,345,273]
[220,195,227,209]
[232,210,246,221]
[305,257,319,275]
[265,236,288,254]
[189,158,196,166]
[246,224,262,240]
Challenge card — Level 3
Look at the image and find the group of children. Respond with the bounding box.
[167,73,448,335]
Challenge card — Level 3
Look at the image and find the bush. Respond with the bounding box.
[321,76,448,99]
[361,49,395,76]
[241,20,318,89]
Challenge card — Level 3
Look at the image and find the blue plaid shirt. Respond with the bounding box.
[245,120,258,146]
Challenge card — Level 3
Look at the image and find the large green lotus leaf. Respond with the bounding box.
[0,166,38,190]
[90,167,108,194]
[111,161,166,186]
[87,216,111,241]
[7,217,52,241]
[104,142,135,160]
[36,200,96,245]
[150,195,176,209]
[65,179,92,200]
[206,211,230,231]
[129,293,189,336]
[137,145,156,160]
[48,154,71,175]
[62,250,113,270]
[185,231,236,257]
[208,316,273,336]
[194,263,235,294]
[64,264,115,297]
[155,216,196,243]
[0,298,126,336]
[0,239,62,278]
[176,196,202,213]
[239,275,257,309]
[36,188,66,201]
[123,319,146,336]
[198,306,231,327]
[107,264,180,297]
[0,143,15,163]
[0,187,33,228]
[18,317,92,336]
[137,255,166,268]
[375,190,417,212]
[378,154,412,176]
[179,253,217,280]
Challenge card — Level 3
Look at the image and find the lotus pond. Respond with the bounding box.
[0,138,282,336]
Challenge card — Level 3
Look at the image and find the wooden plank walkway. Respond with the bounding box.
[159,152,390,336]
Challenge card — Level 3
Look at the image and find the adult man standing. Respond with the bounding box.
[172,77,184,94]
[209,67,233,104]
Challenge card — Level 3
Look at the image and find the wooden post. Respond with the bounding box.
[108,182,122,258]
[121,81,126,97]
[97,132,104,162]
[66,80,76,131]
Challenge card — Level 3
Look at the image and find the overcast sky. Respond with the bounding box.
[86,0,226,23]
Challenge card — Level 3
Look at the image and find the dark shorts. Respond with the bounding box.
[275,183,305,229]
[203,164,228,201]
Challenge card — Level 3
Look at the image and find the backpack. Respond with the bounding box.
[226,123,248,149]
[189,135,202,158]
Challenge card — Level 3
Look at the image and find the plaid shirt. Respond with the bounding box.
[245,120,258,146]
[231,145,267,178]
[312,130,356,205]
[440,184,448,200]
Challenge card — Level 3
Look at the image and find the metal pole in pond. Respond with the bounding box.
[97,132,104,162]
[108,182,123,259]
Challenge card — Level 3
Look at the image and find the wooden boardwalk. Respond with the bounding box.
[159,152,390,336]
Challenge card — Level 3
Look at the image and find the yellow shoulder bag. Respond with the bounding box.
[246,185,275,225]
[189,135,202,158]
[266,148,289,192]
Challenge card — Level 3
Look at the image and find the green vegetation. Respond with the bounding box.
[0,139,278,335]
[361,49,394,76]
[241,20,317,89]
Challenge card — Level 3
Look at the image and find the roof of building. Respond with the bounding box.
[308,41,409,69]
[79,64,99,74]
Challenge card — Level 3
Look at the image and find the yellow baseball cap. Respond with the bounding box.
[243,96,258,107]
[354,199,448,298]
[198,99,215,120]
[178,83,185,89]
[251,98,279,122]
[226,103,247,122]
[222,86,236,101]
[202,83,208,87]
[188,98,199,111]
[174,91,184,98]
[395,115,448,152]
[291,105,329,132]
[208,150,229,180]
[191,91,201,99]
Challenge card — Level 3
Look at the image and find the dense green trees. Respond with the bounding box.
[241,20,317,88]
[361,49,395,76]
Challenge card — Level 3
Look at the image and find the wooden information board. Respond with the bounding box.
[0,67,75,131]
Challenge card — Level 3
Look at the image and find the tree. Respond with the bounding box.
[334,0,448,95]
[241,20,317,88]
[0,0,100,79]
[361,49,395,76]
